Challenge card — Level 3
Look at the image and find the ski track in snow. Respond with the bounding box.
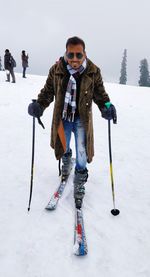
[0,71,150,277]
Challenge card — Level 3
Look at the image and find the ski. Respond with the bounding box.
[73,208,88,256]
[45,158,75,210]
[45,176,69,210]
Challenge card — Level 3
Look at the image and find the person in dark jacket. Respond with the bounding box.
[21,50,28,78]
[28,36,117,209]
[4,49,16,83]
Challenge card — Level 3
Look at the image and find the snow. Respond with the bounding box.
[0,70,150,277]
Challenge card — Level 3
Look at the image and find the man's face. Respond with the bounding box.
[66,44,86,69]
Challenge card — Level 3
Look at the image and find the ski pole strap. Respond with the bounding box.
[37,117,45,129]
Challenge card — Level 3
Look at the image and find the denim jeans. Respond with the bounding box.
[62,117,87,170]
[23,67,26,77]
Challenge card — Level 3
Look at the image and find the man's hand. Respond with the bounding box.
[101,102,117,124]
[28,101,43,118]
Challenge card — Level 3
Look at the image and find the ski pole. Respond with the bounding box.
[28,100,45,212]
[108,119,120,216]
[28,114,36,211]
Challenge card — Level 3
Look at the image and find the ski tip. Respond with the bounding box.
[111,209,120,216]
[45,206,56,211]
[73,244,88,256]
[74,251,88,256]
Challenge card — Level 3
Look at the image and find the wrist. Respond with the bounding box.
[105,102,111,109]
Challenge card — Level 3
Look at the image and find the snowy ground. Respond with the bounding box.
[0,71,150,277]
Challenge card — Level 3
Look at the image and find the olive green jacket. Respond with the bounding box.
[37,58,110,162]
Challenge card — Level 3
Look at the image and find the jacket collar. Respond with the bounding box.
[55,58,97,75]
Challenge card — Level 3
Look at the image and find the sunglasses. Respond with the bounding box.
[66,52,84,60]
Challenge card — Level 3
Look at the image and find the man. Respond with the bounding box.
[4,49,16,83]
[28,36,117,209]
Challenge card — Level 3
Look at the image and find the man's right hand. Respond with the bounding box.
[28,101,43,117]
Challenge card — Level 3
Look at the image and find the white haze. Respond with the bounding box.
[0,0,150,85]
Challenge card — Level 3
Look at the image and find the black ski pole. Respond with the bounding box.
[28,100,45,211]
[28,114,35,211]
[108,120,120,216]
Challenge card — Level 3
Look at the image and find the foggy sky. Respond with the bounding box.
[0,0,150,85]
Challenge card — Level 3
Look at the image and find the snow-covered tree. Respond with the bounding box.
[119,49,127,85]
[138,58,150,87]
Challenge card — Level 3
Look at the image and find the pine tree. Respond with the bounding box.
[119,49,127,85]
[138,58,150,87]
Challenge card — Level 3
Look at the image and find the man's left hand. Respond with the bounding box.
[101,102,117,124]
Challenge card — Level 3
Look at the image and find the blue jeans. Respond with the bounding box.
[23,67,26,77]
[63,117,87,170]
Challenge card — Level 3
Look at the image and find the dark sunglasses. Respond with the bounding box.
[66,52,84,60]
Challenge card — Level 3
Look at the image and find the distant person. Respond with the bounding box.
[21,50,28,78]
[28,36,117,209]
[4,49,16,83]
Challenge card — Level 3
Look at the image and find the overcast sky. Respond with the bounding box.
[0,0,150,85]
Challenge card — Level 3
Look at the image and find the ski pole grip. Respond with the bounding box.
[31,99,45,129]
[32,99,36,103]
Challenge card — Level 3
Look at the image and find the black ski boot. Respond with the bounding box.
[61,149,72,178]
[74,168,88,209]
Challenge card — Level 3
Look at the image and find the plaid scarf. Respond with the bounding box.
[62,59,87,121]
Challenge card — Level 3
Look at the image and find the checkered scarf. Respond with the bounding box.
[62,59,87,121]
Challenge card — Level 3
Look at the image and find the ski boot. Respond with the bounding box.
[61,149,72,180]
[74,168,88,209]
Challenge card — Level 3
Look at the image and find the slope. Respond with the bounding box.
[0,71,150,277]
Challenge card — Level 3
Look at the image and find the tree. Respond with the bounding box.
[138,58,150,87]
[119,49,127,85]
